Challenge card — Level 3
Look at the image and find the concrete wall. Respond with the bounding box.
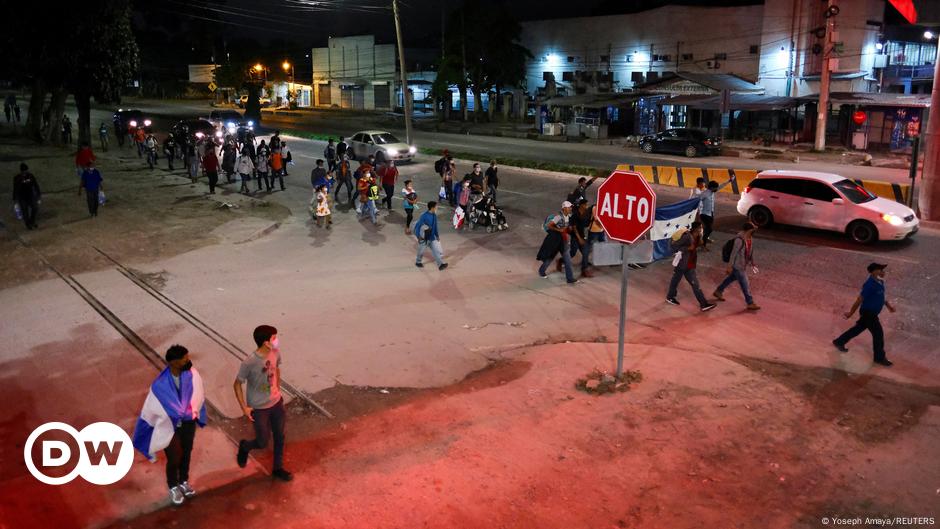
[519,5,764,94]
[311,35,398,109]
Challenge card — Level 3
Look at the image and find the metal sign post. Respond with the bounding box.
[616,245,629,377]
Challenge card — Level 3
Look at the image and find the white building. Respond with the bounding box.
[311,35,397,110]
[518,1,886,98]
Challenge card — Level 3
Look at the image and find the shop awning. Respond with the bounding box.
[660,93,799,111]
[635,72,764,95]
[797,92,931,108]
[544,93,641,108]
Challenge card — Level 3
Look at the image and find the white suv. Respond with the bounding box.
[737,170,918,244]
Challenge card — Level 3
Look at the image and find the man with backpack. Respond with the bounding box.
[713,223,760,311]
[536,201,578,284]
[665,221,717,312]
[324,139,337,173]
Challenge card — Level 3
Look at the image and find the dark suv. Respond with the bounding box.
[639,128,721,158]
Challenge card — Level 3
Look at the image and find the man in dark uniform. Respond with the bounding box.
[13,163,41,229]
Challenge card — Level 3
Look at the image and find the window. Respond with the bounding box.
[653,54,671,62]
[682,53,694,61]
[562,71,574,81]
[567,56,575,63]
[798,180,839,201]
[373,133,400,145]
[749,45,760,54]
[715,53,728,60]
[542,71,553,81]
[750,178,800,195]
[631,71,645,83]
[352,133,364,143]
[833,179,876,204]
[600,54,610,63]
[661,130,678,138]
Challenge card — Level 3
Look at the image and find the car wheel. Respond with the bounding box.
[641,142,654,153]
[847,220,877,244]
[684,145,698,158]
[747,206,774,228]
[348,149,356,161]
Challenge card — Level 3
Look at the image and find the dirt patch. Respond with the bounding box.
[728,355,940,443]
[0,138,290,289]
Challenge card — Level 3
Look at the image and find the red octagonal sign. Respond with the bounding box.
[595,170,657,244]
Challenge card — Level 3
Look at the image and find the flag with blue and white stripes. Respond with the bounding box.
[651,197,701,260]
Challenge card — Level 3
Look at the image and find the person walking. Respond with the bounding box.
[379,159,398,210]
[537,201,578,284]
[468,162,486,193]
[567,175,599,205]
[98,122,110,151]
[270,149,285,191]
[237,151,255,195]
[402,179,418,234]
[164,134,177,171]
[13,163,41,230]
[221,140,237,183]
[699,175,735,247]
[569,199,594,278]
[234,325,293,481]
[256,149,271,192]
[485,159,499,201]
[336,136,348,160]
[334,155,353,204]
[281,141,292,176]
[202,149,220,194]
[832,263,896,367]
[186,137,200,182]
[413,201,448,270]
[665,221,717,312]
[324,139,337,173]
[310,159,327,191]
[313,185,332,228]
[358,171,380,225]
[132,344,207,506]
[78,161,103,218]
[444,160,457,207]
[712,222,760,310]
[75,143,96,179]
[61,115,73,144]
[134,126,146,157]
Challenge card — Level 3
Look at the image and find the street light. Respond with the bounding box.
[925,30,935,40]
[282,60,295,107]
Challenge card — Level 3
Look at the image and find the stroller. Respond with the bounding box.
[466,192,509,232]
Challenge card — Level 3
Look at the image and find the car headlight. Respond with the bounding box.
[144,119,152,126]
[227,122,235,128]
[386,149,399,156]
[882,214,903,226]
[215,131,223,138]
[408,146,417,154]
[129,120,137,127]
[247,121,254,126]
[195,132,205,138]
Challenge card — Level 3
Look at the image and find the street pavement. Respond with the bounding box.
[2,106,939,528]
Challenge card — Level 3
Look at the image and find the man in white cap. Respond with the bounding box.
[536,201,578,284]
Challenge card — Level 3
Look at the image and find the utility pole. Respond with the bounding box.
[918,53,940,220]
[461,9,468,121]
[814,0,835,151]
[392,0,413,145]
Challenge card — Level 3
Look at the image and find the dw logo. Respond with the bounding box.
[24,422,134,485]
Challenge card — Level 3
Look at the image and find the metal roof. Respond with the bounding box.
[543,93,642,108]
[635,72,764,94]
[796,92,931,108]
[660,93,799,110]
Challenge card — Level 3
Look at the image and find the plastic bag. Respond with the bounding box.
[13,202,22,220]
[439,186,446,199]
[452,206,465,230]
[98,190,107,205]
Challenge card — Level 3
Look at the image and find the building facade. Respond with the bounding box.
[311,35,397,110]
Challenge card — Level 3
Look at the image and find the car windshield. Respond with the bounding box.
[219,112,241,120]
[833,179,876,204]
[373,133,399,145]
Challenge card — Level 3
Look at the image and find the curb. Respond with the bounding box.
[616,163,911,204]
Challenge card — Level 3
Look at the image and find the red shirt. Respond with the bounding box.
[379,166,398,186]
[202,152,219,172]
[75,147,96,168]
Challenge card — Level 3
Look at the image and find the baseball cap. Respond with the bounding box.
[867,263,887,273]
[561,201,573,208]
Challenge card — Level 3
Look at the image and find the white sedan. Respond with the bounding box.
[736,170,918,244]
[348,130,416,163]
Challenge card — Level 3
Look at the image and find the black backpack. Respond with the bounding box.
[434,157,447,175]
[721,237,738,263]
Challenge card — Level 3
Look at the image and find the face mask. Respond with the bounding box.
[181,360,193,371]
[270,337,279,350]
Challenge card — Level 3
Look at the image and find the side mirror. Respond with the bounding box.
[831,198,844,205]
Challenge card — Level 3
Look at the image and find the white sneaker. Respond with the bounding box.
[169,486,185,505]
[179,481,196,497]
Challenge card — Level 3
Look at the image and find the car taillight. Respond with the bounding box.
[705,140,712,145]
[743,186,751,194]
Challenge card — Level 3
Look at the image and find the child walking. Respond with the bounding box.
[313,185,332,228]
[402,179,418,234]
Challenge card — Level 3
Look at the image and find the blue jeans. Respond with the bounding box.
[360,200,377,224]
[539,240,574,282]
[417,239,444,266]
[667,267,709,307]
[242,398,286,471]
[716,268,754,305]
[585,232,606,269]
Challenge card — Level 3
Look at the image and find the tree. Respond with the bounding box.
[437,1,531,122]
[69,0,140,146]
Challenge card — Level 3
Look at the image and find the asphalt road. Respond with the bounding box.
[94,99,909,183]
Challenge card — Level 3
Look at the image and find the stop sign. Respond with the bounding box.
[594,170,657,244]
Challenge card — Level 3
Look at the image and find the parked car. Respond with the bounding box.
[348,130,416,163]
[113,109,153,132]
[638,128,721,158]
[737,170,919,244]
[208,109,254,142]
[171,118,222,145]
[237,95,272,108]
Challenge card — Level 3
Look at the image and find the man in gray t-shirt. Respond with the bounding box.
[234,325,292,481]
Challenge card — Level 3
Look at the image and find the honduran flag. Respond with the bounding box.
[651,197,701,260]
[132,367,207,461]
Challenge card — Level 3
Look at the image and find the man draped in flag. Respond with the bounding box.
[133,345,207,506]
